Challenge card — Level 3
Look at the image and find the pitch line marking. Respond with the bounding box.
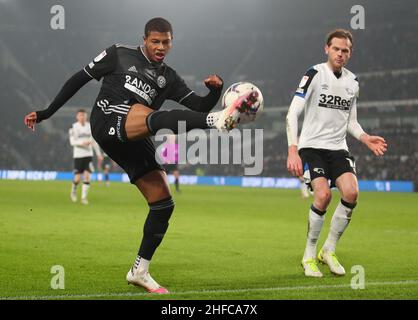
[1,280,418,300]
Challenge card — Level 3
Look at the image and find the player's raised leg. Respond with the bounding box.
[301,177,331,277]
[319,172,358,276]
[126,169,173,294]
[124,92,259,141]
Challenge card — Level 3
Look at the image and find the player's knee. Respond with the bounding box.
[144,196,175,237]
[342,188,358,204]
[315,189,332,207]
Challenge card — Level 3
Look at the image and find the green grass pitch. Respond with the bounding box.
[1,180,417,300]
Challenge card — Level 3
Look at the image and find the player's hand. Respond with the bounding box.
[82,140,92,146]
[204,74,223,89]
[287,145,303,177]
[24,112,37,131]
[362,134,387,156]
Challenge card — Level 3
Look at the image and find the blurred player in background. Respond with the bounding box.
[98,151,112,187]
[286,29,387,277]
[161,135,181,193]
[24,17,258,294]
[69,109,103,205]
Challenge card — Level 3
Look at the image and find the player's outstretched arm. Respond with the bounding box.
[23,70,92,131]
[286,95,305,177]
[180,74,223,112]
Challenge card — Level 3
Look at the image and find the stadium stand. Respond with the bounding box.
[1,3,417,190]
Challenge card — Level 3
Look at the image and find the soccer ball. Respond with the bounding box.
[221,82,264,124]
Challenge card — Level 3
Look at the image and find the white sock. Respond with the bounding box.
[300,182,309,198]
[81,182,90,200]
[206,111,221,127]
[132,255,150,274]
[323,200,355,253]
[71,182,78,194]
[303,206,325,261]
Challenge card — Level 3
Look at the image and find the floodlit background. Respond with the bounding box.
[1,0,417,186]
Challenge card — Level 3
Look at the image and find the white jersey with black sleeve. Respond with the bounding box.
[286,62,364,151]
[69,121,102,159]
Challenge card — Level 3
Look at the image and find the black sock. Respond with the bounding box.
[138,196,175,260]
[146,110,209,135]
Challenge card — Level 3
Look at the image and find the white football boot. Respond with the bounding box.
[70,191,77,203]
[301,258,323,278]
[214,90,259,131]
[126,268,169,294]
[318,248,346,276]
[81,198,89,205]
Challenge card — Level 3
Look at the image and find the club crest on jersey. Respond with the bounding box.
[157,75,167,88]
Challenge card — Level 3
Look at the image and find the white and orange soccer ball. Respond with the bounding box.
[221,82,264,124]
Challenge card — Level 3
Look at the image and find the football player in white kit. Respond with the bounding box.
[286,29,387,277]
[69,109,103,204]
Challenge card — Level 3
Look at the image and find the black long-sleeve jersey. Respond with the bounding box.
[36,44,222,122]
[84,44,196,110]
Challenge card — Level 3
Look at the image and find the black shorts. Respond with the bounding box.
[299,148,356,189]
[164,164,179,173]
[74,156,93,174]
[90,104,164,184]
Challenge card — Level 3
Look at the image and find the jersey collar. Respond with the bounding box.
[325,62,343,79]
[139,45,152,63]
[333,70,342,79]
[139,45,165,67]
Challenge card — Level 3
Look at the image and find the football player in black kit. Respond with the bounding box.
[24,18,259,294]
